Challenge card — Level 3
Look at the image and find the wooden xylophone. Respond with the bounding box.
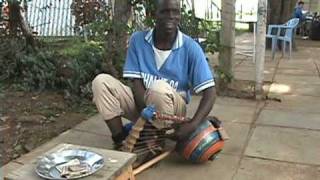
[122,105,229,167]
[121,105,186,156]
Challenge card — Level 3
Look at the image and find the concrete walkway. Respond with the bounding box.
[2,37,320,180]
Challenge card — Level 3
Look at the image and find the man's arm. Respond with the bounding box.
[191,86,216,125]
[295,8,305,21]
[173,86,216,141]
[132,79,146,113]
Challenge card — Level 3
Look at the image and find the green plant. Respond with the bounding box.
[214,65,234,87]
[65,41,104,98]
[180,4,200,38]
[19,51,59,90]
[179,4,220,54]
[0,38,104,99]
[0,38,26,81]
[199,20,220,54]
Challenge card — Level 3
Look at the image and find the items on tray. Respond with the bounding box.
[56,159,91,178]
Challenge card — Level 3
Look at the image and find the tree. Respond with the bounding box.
[255,0,267,99]
[104,0,132,77]
[218,0,235,89]
[266,0,296,48]
[267,0,296,25]
[7,0,36,49]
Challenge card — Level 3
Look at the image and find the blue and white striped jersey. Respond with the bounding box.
[123,29,215,103]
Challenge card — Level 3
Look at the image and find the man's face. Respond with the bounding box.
[299,3,304,8]
[155,0,181,34]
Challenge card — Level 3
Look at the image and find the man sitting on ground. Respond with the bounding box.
[92,0,216,155]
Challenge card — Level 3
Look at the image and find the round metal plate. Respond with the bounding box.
[35,149,104,180]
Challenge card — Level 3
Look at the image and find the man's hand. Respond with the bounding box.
[165,87,216,141]
[171,121,197,141]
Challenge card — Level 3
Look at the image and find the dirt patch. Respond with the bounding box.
[0,86,97,165]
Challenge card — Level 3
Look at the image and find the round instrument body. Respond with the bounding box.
[176,119,224,163]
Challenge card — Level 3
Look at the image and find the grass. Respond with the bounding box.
[39,37,104,58]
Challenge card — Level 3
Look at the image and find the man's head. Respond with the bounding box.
[298,1,304,8]
[155,0,181,34]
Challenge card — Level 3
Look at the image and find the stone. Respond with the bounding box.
[234,71,273,82]
[222,123,251,156]
[211,105,256,124]
[23,142,36,152]
[265,95,320,113]
[0,116,9,122]
[74,114,111,136]
[234,157,320,180]
[234,65,276,74]
[274,74,320,85]
[55,129,114,150]
[215,96,258,107]
[17,115,46,124]
[0,125,10,133]
[268,83,320,97]
[257,109,320,130]
[13,145,23,152]
[245,126,320,165]
[236,60,278,68]
[276,68,318,76]
[278,60,315,70]
[1,161,23,177]
[186,103,256,124]
[138,154,240,180]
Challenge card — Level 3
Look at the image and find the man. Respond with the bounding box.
[294,1,307,37]
[92,0,216,149]
[294,1,305,22]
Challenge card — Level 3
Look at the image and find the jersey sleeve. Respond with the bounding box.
[188,41,215,93]
[123,33,142,79]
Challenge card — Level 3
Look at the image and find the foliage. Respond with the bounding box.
[62,40,104,98]
[179,4,220,54]
[19,51,59,90]
[198,20,220,54]
[0,38,104,99]
[180,4,200,38]
[1,0,221,99]
[0,39,59,90]
[213,65,233,85]
[0,37,28,81]
[70,0,110,35]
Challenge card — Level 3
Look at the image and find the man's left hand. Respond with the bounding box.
[171,121,197,141]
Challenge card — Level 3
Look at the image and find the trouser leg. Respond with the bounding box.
[144,80,187,129]
[92,74,140,143]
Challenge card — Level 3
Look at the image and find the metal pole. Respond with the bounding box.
[253,22,256,63]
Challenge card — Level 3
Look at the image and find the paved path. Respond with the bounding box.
[2,37,320,180]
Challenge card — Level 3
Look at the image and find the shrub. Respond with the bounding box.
[0,38,104,99]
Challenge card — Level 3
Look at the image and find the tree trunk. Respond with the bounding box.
[8,0,36,49]
[266,0,296,48]
[104,0,132,78]
[255,0,268,99]
[191,0,195,16]
[218,0,235,89]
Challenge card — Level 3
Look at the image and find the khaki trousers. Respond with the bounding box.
[92,74,186,129]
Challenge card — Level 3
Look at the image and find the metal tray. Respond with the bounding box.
[35,148,104,179]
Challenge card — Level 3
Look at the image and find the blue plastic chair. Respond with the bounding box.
[266,18,300,60]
